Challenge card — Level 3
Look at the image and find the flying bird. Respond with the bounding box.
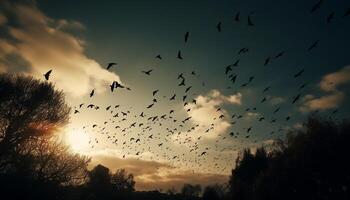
[308,40,319,51]
[152,90,159,96]
[170,94,176,100]
[342,8,350,18]
[235,12,240,22]
[185,86,192,93]
[263,86,270,93]
[147,103,154,109]
[178,79,185,86]
[310,0,323,13]
[142,69,153,75]
[184,31,189,43]
[275,51,286,59]
[248,16,254,26]
[110,82,115,92]
[177,73,184,80]
[44,70,52,80]
[225,65,232,74]
[177,51,183,59]
[216,22,222,32]
[106,63,117,70]
[292,94,301,104]
[264,57,271,66]
[90,89,95,97]
[294,69,305,78]
[327,12,335,23]
[155,55,162,60]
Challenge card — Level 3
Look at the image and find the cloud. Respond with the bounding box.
[319,66,350,92]
[0,1,121,97]
[300,91,344,112]
[175,90,241,141]
[300,66,350,112]
[90,155,228,191]
[245,112,260,120]
[269,96,285,105]
[187,89,241,124]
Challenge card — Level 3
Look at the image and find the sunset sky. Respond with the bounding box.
[1,0,350,191]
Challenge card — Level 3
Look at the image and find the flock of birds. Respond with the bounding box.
[43,1,348,174]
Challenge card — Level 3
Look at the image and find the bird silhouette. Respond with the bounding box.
[90,89,95,97]
[184,31,189,43]
[44,70,52,80]
[248,16,254,26]
[327,12,335,23]
[216,22,222,32]
[225,65,232,74]
[264,57,271,66]
[155,55,162,60]
[292,94,301,104]
[177,51,183,59]
[294,69,305,78]
[310,0,323,13]
[142,69,153,75]
[275,51,286,59]
[170,94,176,100]
[235,12,240,22]
[342,8,350,18]
[263,86,270,93]
[152,90,159,96]
[146,103,154,109]
[308,40,319,51]
[185,86,192,93]
[110,82,115,92]
[178,79,185,86]
[106,63,117,70]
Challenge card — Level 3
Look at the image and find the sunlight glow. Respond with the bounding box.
[66,130,90,153]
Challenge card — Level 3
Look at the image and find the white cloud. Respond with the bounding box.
[300,66,350,112]
[172,90,241,145]
[0,2,121,97]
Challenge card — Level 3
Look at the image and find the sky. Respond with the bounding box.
[1,0,350,191]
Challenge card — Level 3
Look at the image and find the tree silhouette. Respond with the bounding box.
[0,74,70,165]
[202,184,226,200]
[86,164,135,200]
[229,117,350,200]
[111,168,135,193]
[0,74,88,200]
[181,184,202,200]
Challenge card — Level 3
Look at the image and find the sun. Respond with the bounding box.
[65,130,90,153]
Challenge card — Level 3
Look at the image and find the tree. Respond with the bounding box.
[229,147,268,200]
[0,74,89,200]
[111,168,135,193]
[17,136,90,185]
[0,74,70,164]
[202,184,226,200]
[228,117,350,200]
[181,184,201,200]
[86,165,135,200]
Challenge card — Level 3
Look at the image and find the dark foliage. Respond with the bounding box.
[229,117,350,200]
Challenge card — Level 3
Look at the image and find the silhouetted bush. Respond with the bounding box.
[0,74,89,200]
[229,117,350,200]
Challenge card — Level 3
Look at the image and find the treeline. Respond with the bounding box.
[228,117,350,200]
[0,74,349,200]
